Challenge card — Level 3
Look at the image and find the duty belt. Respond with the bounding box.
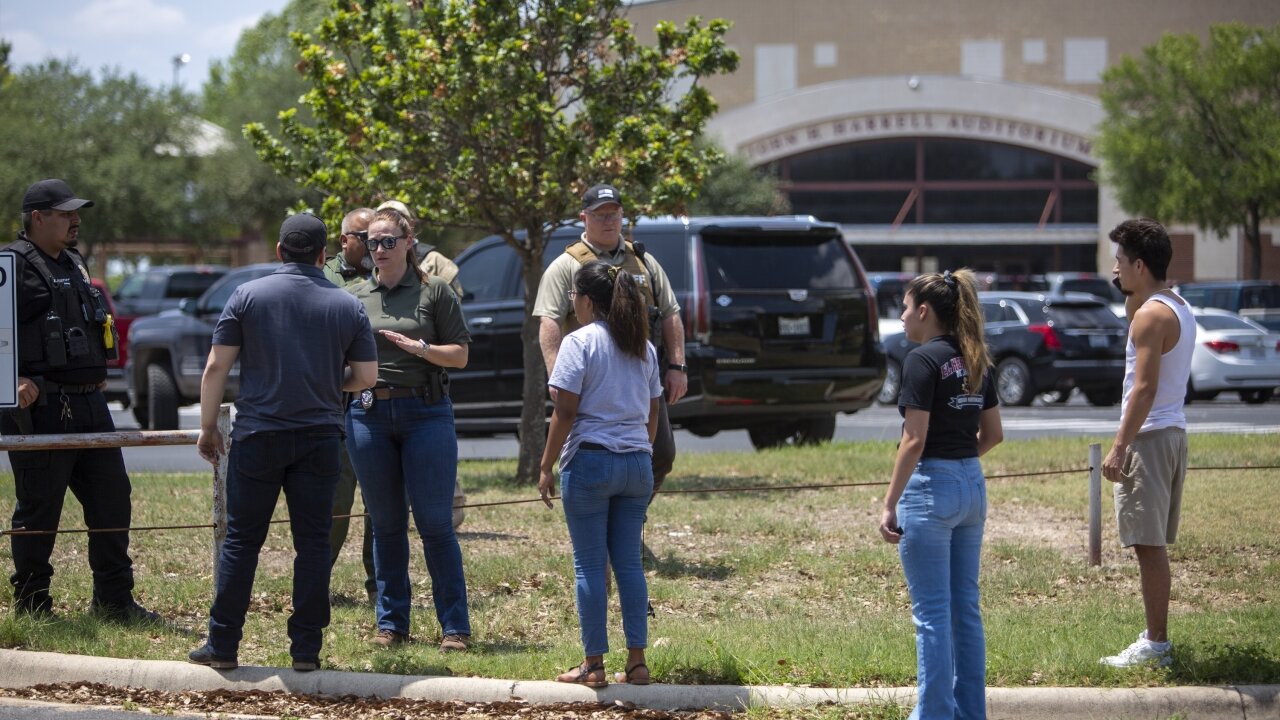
[45,381,99,395]
[372,386,430,400]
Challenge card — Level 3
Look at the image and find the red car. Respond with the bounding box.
[90,278,132,408]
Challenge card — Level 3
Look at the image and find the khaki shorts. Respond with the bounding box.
[1113,426,1187,547]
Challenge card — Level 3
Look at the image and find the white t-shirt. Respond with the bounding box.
[1122,292,1195,433]
[548,321,663,468]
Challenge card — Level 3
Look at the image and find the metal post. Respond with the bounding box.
[212,404,231,577]
[1088,442,1102,566]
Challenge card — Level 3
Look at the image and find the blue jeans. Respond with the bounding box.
[346,396,469,637]
[208,427,342,662]
[560,449,652,655]
[897,457,988,720]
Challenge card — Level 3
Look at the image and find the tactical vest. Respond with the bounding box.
[9,238,117,376]
[562,240,660,347]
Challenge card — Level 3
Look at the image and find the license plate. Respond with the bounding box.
[1089,334,1110,348]
[779,316,811,336]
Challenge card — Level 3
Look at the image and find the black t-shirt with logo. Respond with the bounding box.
[898,334,998,459]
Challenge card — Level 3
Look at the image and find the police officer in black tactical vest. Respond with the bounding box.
[2,179,159,622]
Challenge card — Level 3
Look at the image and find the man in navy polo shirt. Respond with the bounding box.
[188,212,378,672]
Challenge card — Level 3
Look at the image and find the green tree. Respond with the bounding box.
[198,0,330,240]
[0,60,211,261]
[248,0,737,482]
[1098,23,1280,280]
[688,144,791,216]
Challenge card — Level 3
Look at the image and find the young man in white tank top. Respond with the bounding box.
[1100,218,1194,668]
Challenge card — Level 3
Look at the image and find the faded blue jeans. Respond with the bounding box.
[346,395,470,638]
[560,448,652,655]
[897,456,988,720]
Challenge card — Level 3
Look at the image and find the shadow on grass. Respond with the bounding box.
[649,553,735,581]
[457,531,526,541]
[1168,640,1280,684]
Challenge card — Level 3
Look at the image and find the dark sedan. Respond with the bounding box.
[878,291,1127,407]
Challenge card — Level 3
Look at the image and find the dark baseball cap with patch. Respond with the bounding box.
[22,179,94,212]
[582,184,623,211]
[278,212,329,254]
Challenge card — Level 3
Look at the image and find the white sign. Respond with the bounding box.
[0,252,16,408]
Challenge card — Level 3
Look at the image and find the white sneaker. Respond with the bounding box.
[1100,630,1172,668]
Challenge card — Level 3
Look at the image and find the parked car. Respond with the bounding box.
[126,264,278,429]
[113,265,229,318]
[1045,272,1125,304]
[877,291,1127,407]
[90,279,130,408]
[1176,280,1280,331]
[451,216,886,449]
[1186,307,1280,404]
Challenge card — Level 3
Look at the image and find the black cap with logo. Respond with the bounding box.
[582,184,623,211]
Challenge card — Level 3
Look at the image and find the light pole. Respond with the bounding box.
[171,53,191,88]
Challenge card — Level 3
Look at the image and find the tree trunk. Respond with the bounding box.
[515,236,549,485]
[1245,200,1262,280]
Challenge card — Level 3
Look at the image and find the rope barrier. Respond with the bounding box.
[3,463,1274,538]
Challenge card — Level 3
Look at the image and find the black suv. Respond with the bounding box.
[451,216,885,449]
[127,263,279,429]
[878,291,1126,407]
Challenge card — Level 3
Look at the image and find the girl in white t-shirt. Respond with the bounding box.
[539,260,663,688]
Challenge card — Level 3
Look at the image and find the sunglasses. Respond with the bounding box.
[363,235,405,252]
[345,230,369,242]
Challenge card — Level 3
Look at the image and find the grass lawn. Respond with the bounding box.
[1,434,1277,691]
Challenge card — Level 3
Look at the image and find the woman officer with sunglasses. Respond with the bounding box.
[344,207,473,652]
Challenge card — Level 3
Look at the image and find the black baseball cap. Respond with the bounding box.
[582,184,623,211]
[22,179,94,212]
[279,212,329,254]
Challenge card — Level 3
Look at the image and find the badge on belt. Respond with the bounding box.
[359,389,375,410]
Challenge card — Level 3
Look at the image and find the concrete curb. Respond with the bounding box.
[1,649,1277,719]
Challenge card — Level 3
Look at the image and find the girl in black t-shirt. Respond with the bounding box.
[878,269,1003,720]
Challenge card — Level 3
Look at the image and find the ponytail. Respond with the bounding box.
[905,268,991,394]
[576,261,649,358]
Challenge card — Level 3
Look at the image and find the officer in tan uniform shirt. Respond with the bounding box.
[532,184,686,503]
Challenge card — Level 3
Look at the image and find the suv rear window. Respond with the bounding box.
[166,272,223,299]
[700,232,858,291]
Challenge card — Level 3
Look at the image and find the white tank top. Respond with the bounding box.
[1121,292,1195,433]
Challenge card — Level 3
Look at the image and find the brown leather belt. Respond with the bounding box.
[372,386,428,400]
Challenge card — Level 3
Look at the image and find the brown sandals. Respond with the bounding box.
[556,661,608,688]
[614,662,650,685]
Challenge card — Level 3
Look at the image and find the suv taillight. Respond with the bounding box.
[1204,340,1240,354]
[1027,323,1062,351]
[687,235,710,341]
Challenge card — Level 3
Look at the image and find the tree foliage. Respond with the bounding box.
[0,60,214,259]
[248,0,738,482]
[199,0,330,237]
[688,144,791,217]
[1098,23,1280,279]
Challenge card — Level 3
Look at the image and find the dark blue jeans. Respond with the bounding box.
[346,396,470,638]
[207,427,341,661]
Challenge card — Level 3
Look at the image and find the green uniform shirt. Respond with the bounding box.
[323,254,370,288]
[347,270,472,388]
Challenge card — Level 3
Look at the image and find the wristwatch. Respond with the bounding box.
[418,339,431,358]
[667,363,688,373]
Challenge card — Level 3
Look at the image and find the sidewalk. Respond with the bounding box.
[1,649,1276,719]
